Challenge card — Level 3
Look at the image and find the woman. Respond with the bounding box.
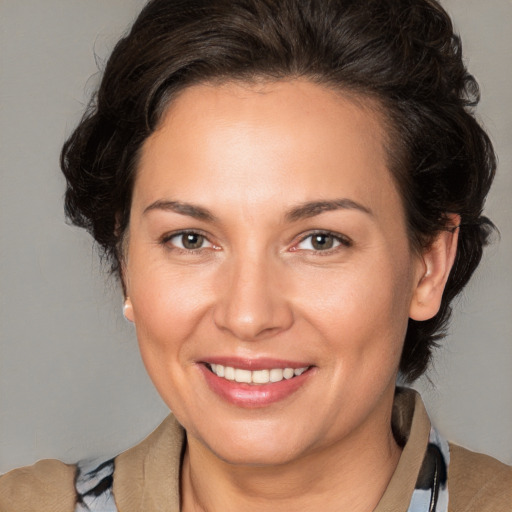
[1,0,510,510]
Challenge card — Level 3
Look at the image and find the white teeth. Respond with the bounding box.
[235,369,252,383]
[269,368,283,382]
[252,369,270,384]
[283,368,295,379]
[209,364,308,384]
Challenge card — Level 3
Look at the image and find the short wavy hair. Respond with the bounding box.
[61,0,496,382]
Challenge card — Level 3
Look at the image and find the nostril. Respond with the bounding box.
[212,268,294,341]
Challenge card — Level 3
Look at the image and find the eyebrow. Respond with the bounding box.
[285,199,372,222]
[143,197,372,223]
[143,200,217,222]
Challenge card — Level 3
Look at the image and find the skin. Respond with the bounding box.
[123,80,458,512]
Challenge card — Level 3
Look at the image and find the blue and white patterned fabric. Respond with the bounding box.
[408,426,450,512]
[74,426,450,512]
[74,457,117,512]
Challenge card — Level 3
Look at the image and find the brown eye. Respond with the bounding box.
[295,232,351,252]
[165,231,213,251]
[181,233,205,249]
[311,234,335,250]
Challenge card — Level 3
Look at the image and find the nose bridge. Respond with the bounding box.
[213,247,292,340]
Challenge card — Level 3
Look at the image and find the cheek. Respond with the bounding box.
[293,252,414,359]
[132,274,208,344]
[128,273,211,415]
[126,253,215,375]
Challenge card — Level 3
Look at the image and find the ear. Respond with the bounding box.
[409,214,460,321]
[123,297,135,323]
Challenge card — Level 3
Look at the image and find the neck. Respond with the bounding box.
[181,395,401,512]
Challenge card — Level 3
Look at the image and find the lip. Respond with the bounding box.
[201,356,311,371]
[198,359,314,408]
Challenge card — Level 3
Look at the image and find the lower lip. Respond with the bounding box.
[200,365,312,408]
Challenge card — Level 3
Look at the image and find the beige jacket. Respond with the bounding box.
[1,390,510,512]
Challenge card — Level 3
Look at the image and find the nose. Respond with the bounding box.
[213,253,294,341]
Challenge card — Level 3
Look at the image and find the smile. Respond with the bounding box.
[200,359,315,407]
[208,363,309,384]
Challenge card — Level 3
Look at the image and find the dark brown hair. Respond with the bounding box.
[61,0,496,382]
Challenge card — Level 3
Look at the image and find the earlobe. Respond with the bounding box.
[409,215,460,321]
[123,297,135,323]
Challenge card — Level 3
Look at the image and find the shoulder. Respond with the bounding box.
[0,459,77,512]
[0,415,183,512]
[113,414,184,510]
[448,442,512,512]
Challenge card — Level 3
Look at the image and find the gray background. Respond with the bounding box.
[1,0,511,474]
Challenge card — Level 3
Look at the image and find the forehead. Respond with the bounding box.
[134,80,402,223]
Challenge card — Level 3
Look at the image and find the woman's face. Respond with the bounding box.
[124,81,426,465]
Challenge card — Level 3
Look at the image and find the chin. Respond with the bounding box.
[210,441,304,467]
[193,417,311,467]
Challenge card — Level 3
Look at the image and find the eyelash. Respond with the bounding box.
[160,230,217,253]
[292,230,353,254]
[160,229,352,254]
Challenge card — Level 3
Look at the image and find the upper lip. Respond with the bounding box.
[200,357,312,371]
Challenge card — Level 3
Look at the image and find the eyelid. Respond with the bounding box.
[290,230,353,252]
[159,229,351,253]
[160,229,218,250]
